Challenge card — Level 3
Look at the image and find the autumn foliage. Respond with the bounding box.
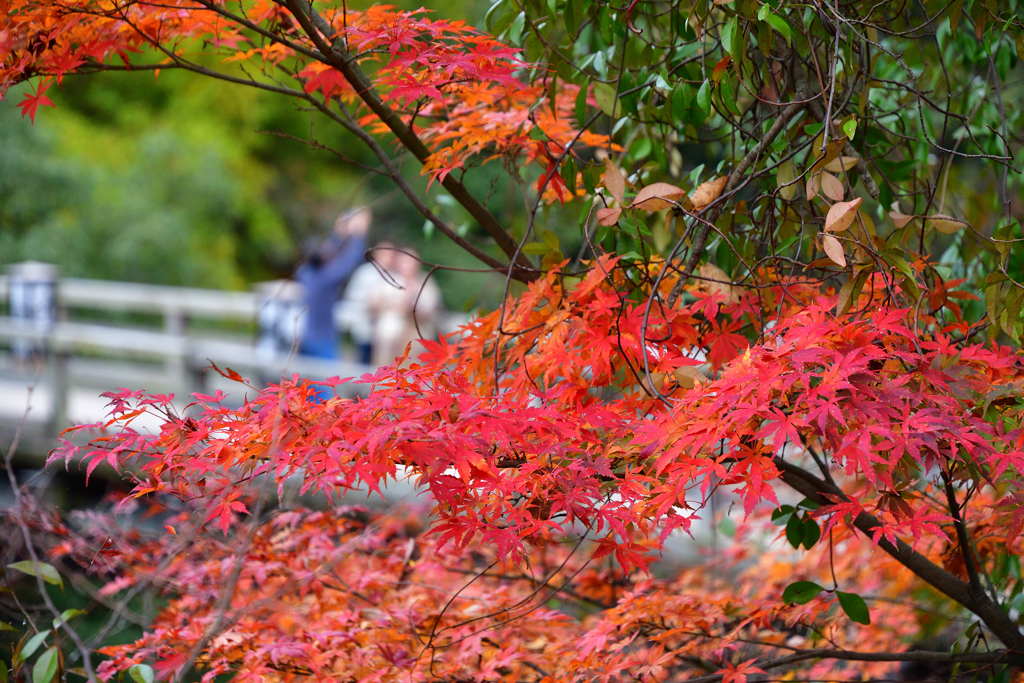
[5,0,1024,681]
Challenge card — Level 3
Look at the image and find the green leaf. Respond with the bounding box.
[564,0,579,37]
[987,283,1004,333]
[508,11,525,44]
[782,581,824,605]
[0,622,17,633]
[719,516,737,538]
[561,155,577,195]
[575,81,589,127]
[986,272,1009,287]
[671,84,690,125]
[129,664,155,683]
[887,254,915,282]
[541,229,560,251]
[32,647,58,683]
[696,79,711,115]
[763,13,791,46]
[785,512,803,549]
[489,9,517,37]
[52,609,87,629]
[522,242,550,256]
[0,659,8,683]
[842,118,857,140]
[718,77,739,116]
[948,0,965,34]
[802,517,821,549]
[7,562,62,590]
[17,632,49,667]
[770,505,794,525]
[592,82,619,118]
[721,17,738,55]
[836,591,871,624]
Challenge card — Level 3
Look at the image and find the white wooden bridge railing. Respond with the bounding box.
[0,266,405,451]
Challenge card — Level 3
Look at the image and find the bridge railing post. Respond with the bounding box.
[254,280,305,383]
[163,303,190,396]
[5,261,65,437]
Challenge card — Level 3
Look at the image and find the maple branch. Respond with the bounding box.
[307,95,512,273]
[260,129,389,176]
[190,0,326,63]
[773,457,1024,659]
[666,92,811,307]
[794,67,880,200]
[677,647,1015,683]
[941,470,985,600]
[277,0,537,280]
[2,374,101,682]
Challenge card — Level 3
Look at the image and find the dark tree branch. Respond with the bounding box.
[773,457,1024,659]
[678,647,1016,683]
[277,0,537,280]
[941,469,986,601]
[667,93,810,306]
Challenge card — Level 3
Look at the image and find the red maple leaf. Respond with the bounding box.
[718,659,766,683]
[18,78,55,123]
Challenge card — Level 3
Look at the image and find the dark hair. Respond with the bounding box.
[303,237,327,268]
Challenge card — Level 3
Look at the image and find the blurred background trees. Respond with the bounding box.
[0,0,521,308]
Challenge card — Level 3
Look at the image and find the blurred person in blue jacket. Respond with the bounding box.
[295,207,370,361]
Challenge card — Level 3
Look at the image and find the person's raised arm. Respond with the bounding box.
[321,208,371,287]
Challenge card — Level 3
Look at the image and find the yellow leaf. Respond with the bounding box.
[640,372,667,394]
[824,156,859,173]
[809,138,844,172]
[856,210,876,237]
[925,213,968,234]
[777,160,797,201]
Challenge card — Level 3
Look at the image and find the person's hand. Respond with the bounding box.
[335,208,371,238]
[350,209,371,237]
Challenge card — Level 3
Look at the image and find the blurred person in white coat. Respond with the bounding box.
[369,249,440,367]
[337,242,396,365]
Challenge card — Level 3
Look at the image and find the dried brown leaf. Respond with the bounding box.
[824,197,863,233]
[822,233,847,267]
[596,207,622,226]
[630,182,688,211]
[820,172,845,201]
[691,176,728,210]
[673,365,709,389]
[697,262,738,303]
[603,158,625,205]
[806,173,820,201]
